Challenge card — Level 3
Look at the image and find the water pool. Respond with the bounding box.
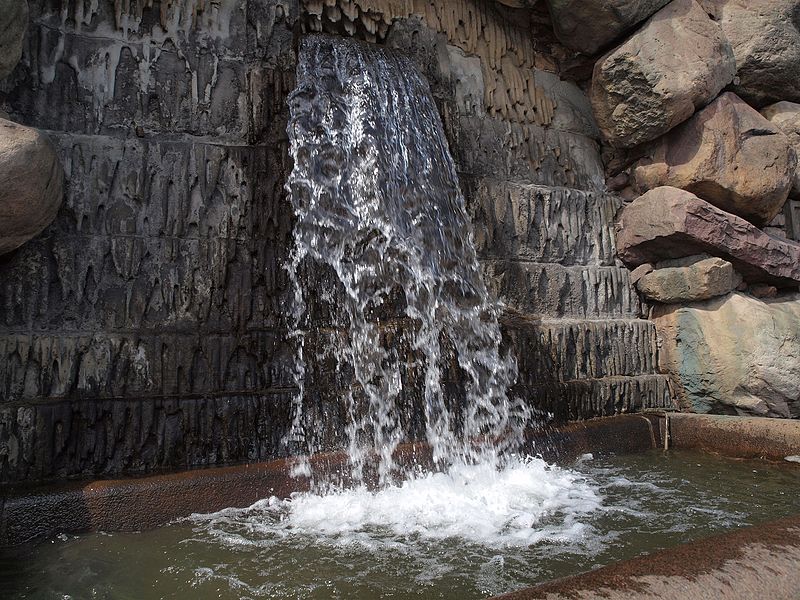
[3,450,799,599]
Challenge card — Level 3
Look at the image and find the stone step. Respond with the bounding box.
[516,374,675,422]
[505,318,660,384]
[482,260,643,319]
[465,178,621,266]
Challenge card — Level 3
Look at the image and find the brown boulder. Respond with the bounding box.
[0,119,64,255]
[636,255,741,304]
[701,0,800,107]
[545,0,671,56]
[590,0,735,149]
[616,187,800,287]
[761,101,800,198]
[0,0,28,80]
[633,93,796,227]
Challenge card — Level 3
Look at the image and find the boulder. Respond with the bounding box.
[701,0,800,107]
[616,187,800,287]
[636,255,741,303]
[761,101,800,197]
[633,93,796,226]
[590,0,735,148]
[545,0,671,56]
[653,292,800,418]
[0,0,28,80]
[0,119,64,255]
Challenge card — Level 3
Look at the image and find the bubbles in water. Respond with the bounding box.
[285,35,528,484]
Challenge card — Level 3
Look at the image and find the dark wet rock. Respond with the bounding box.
[590,0,735,148]
[0,0,27,80]
[545,0,671,56]
[616,186,800,287]
[633,93,796,227]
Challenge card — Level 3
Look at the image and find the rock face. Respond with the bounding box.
[616,187,800,287]
[0,0,27,80]
[590,0,735,148]
[762,101,800,197]
[633,93,796,226]
[653,293,800,418]
[636,255,741,304]
[701,0,800,107]
[545,0,671,56]
[0,119,63,255]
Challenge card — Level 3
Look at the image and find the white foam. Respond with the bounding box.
[191,456,604,550]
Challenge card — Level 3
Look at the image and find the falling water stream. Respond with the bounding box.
[285,34,527,482]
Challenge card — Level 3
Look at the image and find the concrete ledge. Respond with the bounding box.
[666,413,800,460]
[0,415,660,547]
[491,514,800,600]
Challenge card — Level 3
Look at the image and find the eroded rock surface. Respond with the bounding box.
[762,101,800,197]
[0,0,27,80]
[653,292,800,417]
[701,0,800,107]
[616,187,800,286]
[0,119,63,255]
[545,0,671,56]
[637,255,741,304]
[633,93,796,226]
[590,0,735,148]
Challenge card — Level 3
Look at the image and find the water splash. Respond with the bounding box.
[285,35,528,483]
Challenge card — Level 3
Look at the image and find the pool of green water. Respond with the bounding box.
[3,450,799,600]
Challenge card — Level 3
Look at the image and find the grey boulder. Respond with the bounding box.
[636,254,741,304]
[545,0,671,56]
[762,101,800,198]
[0,119,64,255]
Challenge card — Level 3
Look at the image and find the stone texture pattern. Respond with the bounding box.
[633,93,796,227]
[545,0,671,56]
[0,119,64,255]
[590,0,735,148]
[636,255,742,304]
[653,293,800,418]
[617,187,800,287]
[701,0,800,107]
[0,0,28,80]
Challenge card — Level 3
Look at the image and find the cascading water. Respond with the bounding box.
[285,34,529,483]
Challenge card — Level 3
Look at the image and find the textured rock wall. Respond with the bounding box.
[0,0,299,482]
[0,0,672,483]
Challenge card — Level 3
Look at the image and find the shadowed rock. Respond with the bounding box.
[545,0,671,56]
[762,101,800,198]
[0,119,64,255]
[701,0,800,107]
[633,93,796,226]
[590,0,735,149]
[653,292,800,417]
[0,0,27,80]
[616,187,800,287]
[636,255,742,304]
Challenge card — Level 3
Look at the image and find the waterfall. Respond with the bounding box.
[285,34,528,483]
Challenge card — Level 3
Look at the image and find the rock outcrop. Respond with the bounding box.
[0,0,27,80]
[636,255,741,304]
[633,93,796,226]
[545,0,671,56]
[616,187,800,287]
[0,119,64,255]
[701,0,800,107]
[590,0,735,148]
[653,292,800,418]
[762,101,800,198]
